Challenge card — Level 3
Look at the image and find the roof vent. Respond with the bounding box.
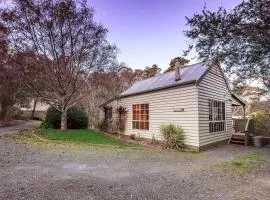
[175,61,181,81]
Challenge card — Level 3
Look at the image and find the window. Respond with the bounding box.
[209,100,225,133]
[104,106,112,119]
[132,104,149,130]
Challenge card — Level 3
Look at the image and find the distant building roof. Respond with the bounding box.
[120,61,211,97]
[232,94,246,106]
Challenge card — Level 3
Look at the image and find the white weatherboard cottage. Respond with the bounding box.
[100,61,245,151]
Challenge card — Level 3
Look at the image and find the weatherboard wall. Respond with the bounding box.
[198,64,233,147]
[102,85,200,147]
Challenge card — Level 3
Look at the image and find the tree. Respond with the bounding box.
[0,65,20,119]
[0,24,22,119]
[165,57,190,72]
[143,64,161,78]
[184,0,270,89]
[0,61,25,119]
[1,0,117,130]
[83,63,142,128]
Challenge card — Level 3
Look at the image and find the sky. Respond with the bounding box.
[0,0,242,71]
[88,0,242,71]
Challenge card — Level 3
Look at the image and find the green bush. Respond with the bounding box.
[40,120,52,129]
[160,124,184,150]
[252,111,270,136]
[42,106,88,129]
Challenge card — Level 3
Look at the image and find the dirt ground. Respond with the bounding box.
[0,138,270,200]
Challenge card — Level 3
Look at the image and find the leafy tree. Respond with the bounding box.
[184,0,270,89]
[143,64,161,78]
[0,0,117,130]
[165,57,190,72]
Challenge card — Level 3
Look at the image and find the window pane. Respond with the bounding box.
[145,122,149,130]
[136,121,139,129]
[222,102,225,120]
[145,104,149,110]
[140,121,144,129]
[209,100,212,121]
[105,107,112,119]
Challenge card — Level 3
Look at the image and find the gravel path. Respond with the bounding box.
[0,120,41,136]
[0,138,269,200]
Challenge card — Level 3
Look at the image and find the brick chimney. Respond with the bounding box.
[175,61,181,81]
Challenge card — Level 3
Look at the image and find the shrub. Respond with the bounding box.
[160,124,184,150]
[42,106,88,129]
[252,111,270,136]
[99,118,117,133]
[40,120,52,129]
[67,107,88,129]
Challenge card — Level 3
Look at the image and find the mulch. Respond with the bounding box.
[102,131,165,149]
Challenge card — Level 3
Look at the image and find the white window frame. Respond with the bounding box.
[209,100,226,133]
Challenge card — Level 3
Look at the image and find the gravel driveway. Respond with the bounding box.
[0,120,41,136]
[0,138,270,200]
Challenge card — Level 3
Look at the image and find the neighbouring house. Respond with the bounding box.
[19,98,49,120]
[99,61,245,151]
[232,83,270,117]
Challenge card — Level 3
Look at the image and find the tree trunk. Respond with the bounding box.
[31,98,37,119]
[0,103,8,120]
[60,110,68,131]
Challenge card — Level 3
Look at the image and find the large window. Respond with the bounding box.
[132,104,149,130]
[209,100,225,133]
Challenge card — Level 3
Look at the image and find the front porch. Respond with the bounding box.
[230,118,254,146]
[230,94,250,145]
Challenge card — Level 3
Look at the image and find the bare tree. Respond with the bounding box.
[0,0,117,130]
[0,23,23,119]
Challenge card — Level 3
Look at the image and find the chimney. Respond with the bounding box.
[175,61,181,81]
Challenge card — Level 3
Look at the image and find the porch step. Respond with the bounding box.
[230,139,245,145]
[232,134,245,140]
[230,134,245,145]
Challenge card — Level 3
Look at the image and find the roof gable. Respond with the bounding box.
[120,61,212,97]
[196,62,232,92]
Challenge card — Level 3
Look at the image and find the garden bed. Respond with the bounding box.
[102,132,167,149]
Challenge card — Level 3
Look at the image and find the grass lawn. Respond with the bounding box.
[222,153,266,173]
[16,129,142,149]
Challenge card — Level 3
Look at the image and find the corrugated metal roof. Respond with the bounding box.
[120,61,211,97]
